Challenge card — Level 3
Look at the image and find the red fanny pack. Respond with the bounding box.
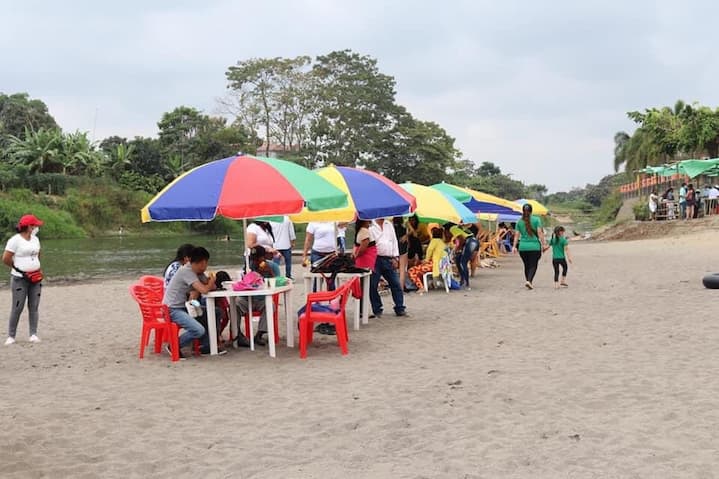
[14,267,43,283]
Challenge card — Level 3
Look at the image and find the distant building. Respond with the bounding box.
[256,142,300,159]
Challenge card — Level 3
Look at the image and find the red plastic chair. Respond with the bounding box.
[129,284,199,362]
[244,293,280,344]
[299,277,358,359]
[139,275,165,301]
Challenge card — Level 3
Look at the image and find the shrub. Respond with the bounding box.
[0,193,85,241]
[595,191,623,226]
[633,200,649,221]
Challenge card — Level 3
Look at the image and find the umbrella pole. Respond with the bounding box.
[243,218,250,273]
[334,222,339,253]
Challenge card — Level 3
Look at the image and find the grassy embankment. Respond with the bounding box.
[0,182,243,241]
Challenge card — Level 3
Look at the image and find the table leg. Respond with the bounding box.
[229,297,238,346]
[285,290,294,348]
[266,295,276,358]
[248,296,254,351]
[362,274,370,325]
[206,297,218,355]
[354,292,360,331]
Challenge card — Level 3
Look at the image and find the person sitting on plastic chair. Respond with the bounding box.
[407,227,448,292]
[234,245,281,348]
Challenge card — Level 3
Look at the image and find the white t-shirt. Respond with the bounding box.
[247,223,274,249]
[5,234,41,277]
[307,222,336,253]
[270,217,296,250]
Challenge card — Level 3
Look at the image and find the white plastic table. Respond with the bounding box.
[205,283,293,358]
[302,271,371,330]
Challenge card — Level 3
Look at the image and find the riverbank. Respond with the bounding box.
[2,233,719,477]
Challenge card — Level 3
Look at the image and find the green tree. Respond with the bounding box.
[308,50,399,167]
[7,127,63,173]
[157,106,205,171]
[371,111,460,184]
[225,56,311,156]
[0,93,58,144]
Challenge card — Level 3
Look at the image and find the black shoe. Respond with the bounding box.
[396,311,409,317]
[164,344,186,360]
[253,332,267,347]
[235,334,251,348]
[369,313,382,319]
[319,324,336,336]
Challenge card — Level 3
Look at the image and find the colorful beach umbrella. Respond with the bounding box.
[290,166,417,222]
[432,182,522,215]
[400,183,477,224]
[515,199,549,216]
[140,155,348,222]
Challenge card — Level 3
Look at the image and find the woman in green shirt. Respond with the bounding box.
[512,203,547,289]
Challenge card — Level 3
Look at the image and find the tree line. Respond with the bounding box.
[1,49,548,202]
[614,100,719,174]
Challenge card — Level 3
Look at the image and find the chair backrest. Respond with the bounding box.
[129,284,169,325]
[139,275,165,301]
[338,277,360,312]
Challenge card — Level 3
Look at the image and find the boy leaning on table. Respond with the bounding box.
[162,246,227,359]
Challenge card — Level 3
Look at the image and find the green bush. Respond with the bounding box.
[0,194,85,241]
[63,183,156,235]
[633,200,650,221]
[595,191,623,226]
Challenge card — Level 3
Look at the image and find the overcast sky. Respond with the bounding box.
[3,0,719,191]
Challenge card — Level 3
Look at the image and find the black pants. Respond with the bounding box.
[519,250,541,283]
[552,259,568,282]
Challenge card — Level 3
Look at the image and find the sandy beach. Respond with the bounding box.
[2,232,719,479]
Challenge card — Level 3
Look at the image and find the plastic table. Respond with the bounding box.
[205,284,293,358]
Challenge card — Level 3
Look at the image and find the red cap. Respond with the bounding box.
[18,214,43,228]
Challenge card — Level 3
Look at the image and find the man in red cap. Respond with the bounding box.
[3,214,44,345]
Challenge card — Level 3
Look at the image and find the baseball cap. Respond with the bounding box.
[18,214,43,228]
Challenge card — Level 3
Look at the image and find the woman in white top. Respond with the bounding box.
[246,221,276,252]
[2,214,44,345]
[246,221,279,273]
[302,222,337,266]
[648,189,659,221]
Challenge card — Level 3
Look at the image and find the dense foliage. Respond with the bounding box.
[614,100,719,173]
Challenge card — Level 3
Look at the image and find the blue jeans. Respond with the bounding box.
[278,248,293,278]
[370,256,405,315]
[458,237,479,286]
[311,250,335,291]
[169,307,220,351]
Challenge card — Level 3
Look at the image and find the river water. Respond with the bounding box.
[7,234,304,285]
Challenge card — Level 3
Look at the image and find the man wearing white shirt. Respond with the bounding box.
[369,218,407,318]
[270,217,296,279]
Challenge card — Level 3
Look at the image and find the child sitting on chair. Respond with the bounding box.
[407,227,448,292]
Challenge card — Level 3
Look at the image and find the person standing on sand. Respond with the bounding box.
[648,189,659,221]
[512,204,547,290]
[685,183,696,220]
[270,216,295,279]
[546,226,572,289]
[3,214,44,345]
[369,218,407,318]
[679,182,687,220]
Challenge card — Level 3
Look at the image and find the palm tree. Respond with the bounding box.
[6,127,62,173]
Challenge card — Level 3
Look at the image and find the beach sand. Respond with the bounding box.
[1,233,719,478]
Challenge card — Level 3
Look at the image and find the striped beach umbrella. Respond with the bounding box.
[140,155,348,222]
[290,166,416,222]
